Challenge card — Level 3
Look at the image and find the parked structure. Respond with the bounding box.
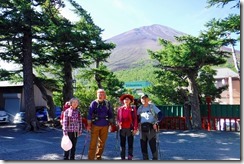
[0,81,51,122]
[214,68,240,105]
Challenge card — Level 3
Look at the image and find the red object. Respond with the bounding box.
[206,96,211,131]
[82,118,88,129]
[110,124,117,132]
[119,94,134,103]
[60,102,70,123]
[206,96,211,103]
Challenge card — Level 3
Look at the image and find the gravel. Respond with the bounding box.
[0,123,240,162]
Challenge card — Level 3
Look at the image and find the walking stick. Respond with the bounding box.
[81,132,90,160]
[114,127,120,155]
[156,124,162,160]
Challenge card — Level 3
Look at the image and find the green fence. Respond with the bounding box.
[157,104,240,118]
[158,105,184,117]
[157,104,240,131]
[200,104,240,118]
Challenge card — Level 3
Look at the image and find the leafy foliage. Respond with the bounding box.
[205,0,240,76]
[206,0,240,9]
[147,31,232,129]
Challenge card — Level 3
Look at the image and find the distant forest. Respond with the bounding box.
[113,58,238,84]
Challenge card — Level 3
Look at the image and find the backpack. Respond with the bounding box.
[95,99,110,110]
[92,99,111,122]
[60,103,71,124]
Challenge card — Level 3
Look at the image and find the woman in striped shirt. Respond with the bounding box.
[62,98,83,160]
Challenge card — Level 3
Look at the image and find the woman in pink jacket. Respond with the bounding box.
[117,94,138,160]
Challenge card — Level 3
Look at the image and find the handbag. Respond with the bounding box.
[61,135,73,151]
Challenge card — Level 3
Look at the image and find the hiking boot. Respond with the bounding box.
[128,155,133,160]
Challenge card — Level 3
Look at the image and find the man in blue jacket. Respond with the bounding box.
[87,89,114,160]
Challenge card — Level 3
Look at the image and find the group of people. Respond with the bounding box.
[60,88,163,160]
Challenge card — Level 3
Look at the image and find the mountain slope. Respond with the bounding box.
[105,24,240,72]
[106,24,186,71]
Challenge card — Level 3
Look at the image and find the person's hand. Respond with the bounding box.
[119,122,122,129]
[87,125,91,133]
[153,124,159,132]
[116,125,120,131]
[133,130,138,135]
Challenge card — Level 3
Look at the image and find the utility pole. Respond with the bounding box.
[226,33,240,78]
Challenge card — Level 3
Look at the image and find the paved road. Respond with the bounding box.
[0,123,240,161]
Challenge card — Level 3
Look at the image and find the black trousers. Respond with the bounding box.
[140,123,158,160]
[119,128,134,159]
[64,132,78,160]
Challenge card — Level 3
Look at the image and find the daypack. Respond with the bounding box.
[60,103,71,124]
[92,99,111,122]
[95,99,110,110]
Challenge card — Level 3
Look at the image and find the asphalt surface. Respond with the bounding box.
[0,123,241,162]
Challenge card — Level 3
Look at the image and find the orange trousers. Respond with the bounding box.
[88,125,109,160]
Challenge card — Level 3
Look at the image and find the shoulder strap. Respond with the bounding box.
[118,106,123,123]
[65,109,71,128]
[131,106,136,122]
[95,99,110,110]
[105,100,110,110]
[138,105,143,114]
[95,99,99,107]
[77,109,81,117]
[149,104,157,120]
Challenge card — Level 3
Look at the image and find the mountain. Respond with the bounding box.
[106,24,186,71]
[105,24,239,72]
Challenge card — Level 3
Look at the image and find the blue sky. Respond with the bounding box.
[60,0,240,50]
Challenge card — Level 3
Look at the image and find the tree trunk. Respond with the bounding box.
[63,62,74,102]
[95,72,103,88]
[33,74,55,119]
[187,73,202,130]
[94,60,103,88]
[22,6,39,131]
[180,89,192,130]
[184,101,192,130]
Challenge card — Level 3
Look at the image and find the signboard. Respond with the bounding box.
[124,81,151,89]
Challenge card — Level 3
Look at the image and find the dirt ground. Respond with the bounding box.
[0,123,240,162]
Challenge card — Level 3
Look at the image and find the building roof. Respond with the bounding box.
[0,81,23,87]
[214,68,239,79]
